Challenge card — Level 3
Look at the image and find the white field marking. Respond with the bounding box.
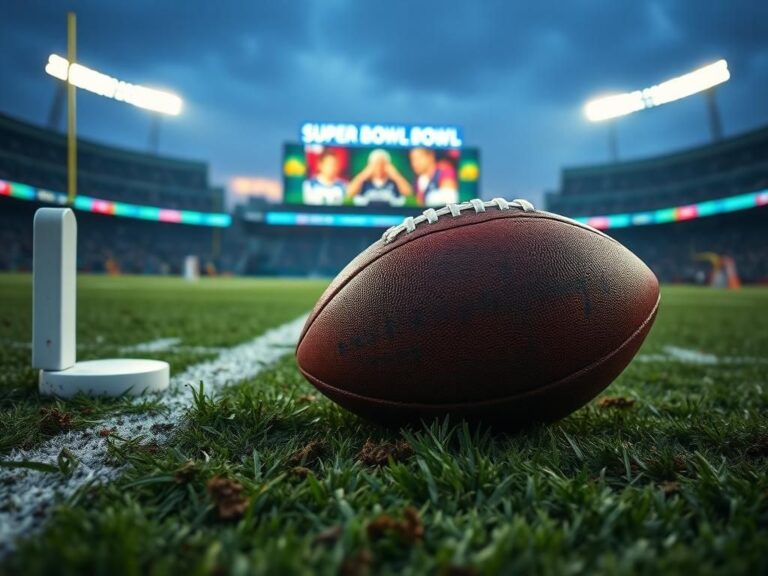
[173,345,228,354]
[119,338,226,355]
[119,339,226,354]
[121,337,181,353]
[0,313,308,558]
[662,345,719,365]
[636,345,768,365]
[7,339,225,354]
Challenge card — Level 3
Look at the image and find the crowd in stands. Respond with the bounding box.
[1,200,219,275]
[238,227,379,277]
[613,209,767,284]
[0,112,225,275]
[1,110,766,284]
[232,207,767,283]
[545,126,768,284]
[0,208,30,272]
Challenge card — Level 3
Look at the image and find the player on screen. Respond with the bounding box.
[303,150,346,205]
[409,147,458,205]
[346,149,412,207]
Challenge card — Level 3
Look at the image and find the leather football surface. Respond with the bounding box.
[296,201,660,428]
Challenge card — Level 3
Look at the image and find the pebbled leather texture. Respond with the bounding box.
[296,208,659,427]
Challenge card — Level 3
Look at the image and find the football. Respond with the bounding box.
[296,198,660,428]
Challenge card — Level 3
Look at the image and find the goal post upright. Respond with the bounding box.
[66,12,77,205]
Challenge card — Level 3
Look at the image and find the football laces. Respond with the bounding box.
[382,198,535,243]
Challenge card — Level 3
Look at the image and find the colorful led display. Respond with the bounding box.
[0,179,231,227]
[283,143,480,208]
[262,189,768,229]
[3,177,765,231]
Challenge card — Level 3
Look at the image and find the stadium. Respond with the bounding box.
[4,113,766,283]
[0,112,227,275]
[548,125,768,285]
[1,4,766,575]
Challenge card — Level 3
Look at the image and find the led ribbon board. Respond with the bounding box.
[45,54,182,116]
[0,179,230,227]
[3,178,765,231]
[300,122,463,149]
[585,60,730,122]
[262,212,405,228]
[575,189,768,230]
[256,189,768,229]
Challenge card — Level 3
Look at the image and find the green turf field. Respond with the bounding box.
[0,274,766,575]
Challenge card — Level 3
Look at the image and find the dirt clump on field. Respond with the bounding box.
[367,506,423,544]
[207,476,250,520]
[39,407,73,435]
[597,396,636,410]
[287,440,325,466]
[357,439,414,466]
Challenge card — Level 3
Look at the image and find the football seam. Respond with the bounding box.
[300,293,660,411]
[296,211,622,350]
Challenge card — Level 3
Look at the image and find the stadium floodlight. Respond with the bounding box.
[584,60,730,122]
[45,53,183,116]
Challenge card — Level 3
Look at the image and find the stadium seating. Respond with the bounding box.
[235,124,768,282]
[2,110,766,284]
[547,125,768,216]
[546,127,768,284]
[233,202,381,277]
[0,113,223,273]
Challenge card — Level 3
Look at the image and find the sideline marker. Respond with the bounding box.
[33,208,77,370]
[33,208,170,398]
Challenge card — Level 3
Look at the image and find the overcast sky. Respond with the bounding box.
[2,1,767,207]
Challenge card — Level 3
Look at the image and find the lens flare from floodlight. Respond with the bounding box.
[45,54,183,116]
[584,60,730,122]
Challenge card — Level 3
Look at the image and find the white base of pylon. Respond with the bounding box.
[39,358,170,398]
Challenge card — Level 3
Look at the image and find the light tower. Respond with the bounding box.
[44,12,183,164]
[584,60,731,161]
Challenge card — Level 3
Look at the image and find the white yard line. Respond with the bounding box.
[0,314,308,558]
[9,339,224,354]
[120,338,226,355]
[662,345,719,365]
[121,337,181,353]
[636,345,768,365]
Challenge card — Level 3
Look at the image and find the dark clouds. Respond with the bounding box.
[327,1,767,103]
[2,0,767,206]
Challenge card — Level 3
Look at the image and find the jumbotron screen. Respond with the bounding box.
[282,144,480,207]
